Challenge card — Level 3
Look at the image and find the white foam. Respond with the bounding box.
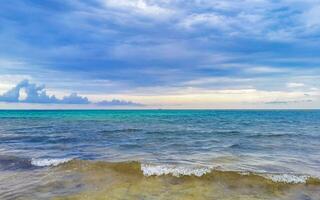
[31,158,72,167]
[141,164,312,183]
[141,164,213,177]
[261,173,310,184]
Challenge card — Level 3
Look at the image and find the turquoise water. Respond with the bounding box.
[0,110,320,181]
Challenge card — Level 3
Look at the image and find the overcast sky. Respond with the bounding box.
[0,0,319,109]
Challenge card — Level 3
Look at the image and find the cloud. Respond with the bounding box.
[183,77,253,88]
[0,1,320,110]
[0,58,27,69]
[0,80,59,104]
[303,5,320,30]
[110,42,201,61]
[265,99,313,104]
[286,82,305,88]
[102,0,174,19]
[244,67,288,74]
[96,99,143,106]
[60,93,90,104]
[0,80,142,106]
[179,13,227,30]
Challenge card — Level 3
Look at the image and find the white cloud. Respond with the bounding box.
[66,0,320,41]
[183,77,253,86]
[303,5,320,29]
[245,66,288,74]
[0,74,32,93]
[98,86,317,109]
[0,80,142,106]
[309,87,319,91]
[111,42,201,60]
[287,82,305,88]
[179,13,227,30]
[0,58,26,68]
[102,0,174,19]
[18,88,28,101]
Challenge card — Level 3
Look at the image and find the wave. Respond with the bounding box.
[0,155,74,169]
[100,128,142,134]
[141,164,315,184]
[53,160,320,185]
[2,155,318,185]
[30,157,73,167]
[246,133,299,138]
[141,164,213,177]
[261,173,310,184]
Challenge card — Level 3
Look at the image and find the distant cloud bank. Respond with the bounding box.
[265,100,313,105]
[0,80,143,106]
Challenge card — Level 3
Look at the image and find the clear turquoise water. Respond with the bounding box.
[0,110,319,179]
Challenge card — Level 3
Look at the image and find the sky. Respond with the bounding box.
[0,0,319,109]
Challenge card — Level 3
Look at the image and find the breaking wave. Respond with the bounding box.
[30,157,73,167]
[141,164,213,177]
[1,154,314,184]
[1,155,316,185]
[261,173,311,184]
[47,159,320,185]
[140,163,314,184]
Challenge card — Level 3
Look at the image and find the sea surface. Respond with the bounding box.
[0,110,319,200]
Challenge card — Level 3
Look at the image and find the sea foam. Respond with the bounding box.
[261,173,310,184]
[141,163,312,184]
[141,164,213,177]
[31,158,72,167]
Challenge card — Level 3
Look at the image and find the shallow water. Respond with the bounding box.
[0,110,320,199]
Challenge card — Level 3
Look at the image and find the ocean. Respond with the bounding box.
[0,110,319,199]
